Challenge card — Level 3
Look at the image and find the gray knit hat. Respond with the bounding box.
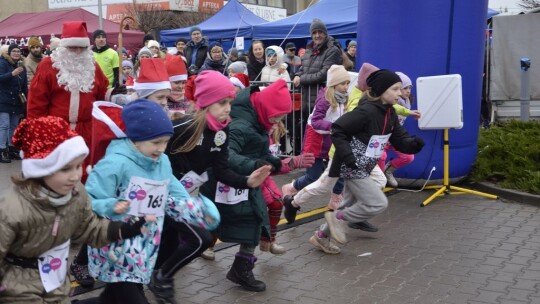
[310,18,327,35]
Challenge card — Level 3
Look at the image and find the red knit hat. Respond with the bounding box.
[165,55,188,81]
[59,21,90,48]
[195,71,236,108]
[134,58,171,93]
[12,116,89,179]
[250,79,292,131]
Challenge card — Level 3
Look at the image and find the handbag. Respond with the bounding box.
[19,92,27,104]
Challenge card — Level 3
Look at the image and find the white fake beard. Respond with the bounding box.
[51,47,96,93]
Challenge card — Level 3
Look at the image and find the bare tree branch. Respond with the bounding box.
[518,0,540,10]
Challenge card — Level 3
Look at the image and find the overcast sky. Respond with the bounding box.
[489,0,523,13]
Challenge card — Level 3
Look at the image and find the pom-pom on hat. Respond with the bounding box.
[12,116,89,179]
[60,21,90,48]
[133,58,171,97]
[27,36,42,48]
[357,62,380,92]
[366,69,402,97]
[310,18,327,35]
[165,55,188,81]
[122,99,173,142]
[195,71,236,108]
[326,65,350,87]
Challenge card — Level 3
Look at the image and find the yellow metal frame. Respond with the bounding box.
[421,129,498,206]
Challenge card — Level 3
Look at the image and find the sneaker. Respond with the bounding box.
[260,241,287,255]
[70,262,95,287]
[327,193,343,210]
[149,270,177,304]
[324,212,348,244]
[281,182,298,198]
[384,164,398,188]
[348,221,379,232]
[200,247,215,260]
[283,195,300,224]
[309,233,340,254]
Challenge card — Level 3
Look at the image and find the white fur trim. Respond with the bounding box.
[169,75,187,82]
[133,81,171,91]
[59,37,90,48]
[92,101,126,138]
[69,91,80,130]
[230,77,245,89]
[22,136,89,179]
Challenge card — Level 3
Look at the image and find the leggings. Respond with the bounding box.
[154,216,212,278]
[98,282,148,304]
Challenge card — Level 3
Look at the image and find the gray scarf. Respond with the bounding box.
[39,187,72,207]
[334,91,348,104]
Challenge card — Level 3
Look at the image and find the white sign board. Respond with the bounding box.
[416,74,464,130]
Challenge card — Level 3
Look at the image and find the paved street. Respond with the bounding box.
[2,161,540,304]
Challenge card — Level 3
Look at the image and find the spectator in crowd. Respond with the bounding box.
[143,33,154,47]
[147,40,166,59]
[134,47,152,77]
[228,47,239,63]
[200,41,228,75]
[92,29,120,88]
[344,40,357,71]
[24,36,43,87]
[184,26,208,73]
[261,46,291,87]
[0,44,27,163]
[247,40,266,81]
[284,42,301,79]
[175,37,188,63]
[228,61,248,77]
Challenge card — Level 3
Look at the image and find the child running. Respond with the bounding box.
[0,116,147,303]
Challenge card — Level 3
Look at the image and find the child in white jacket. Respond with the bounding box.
[260,45,291,88]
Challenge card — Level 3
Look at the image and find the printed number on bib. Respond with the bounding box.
[215,182,249,205]
[127,176,169,216]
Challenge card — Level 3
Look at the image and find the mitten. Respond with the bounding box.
[107,217,146,241]
[266,155,282,173]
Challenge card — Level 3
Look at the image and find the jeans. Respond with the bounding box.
[0,112,19,149]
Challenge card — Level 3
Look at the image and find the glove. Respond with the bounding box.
[344,155,359,170]
[411,137,425,153]
[266,156,282,173]
[288,153,316,169]
[111,84,127,96]
[108,217,146,241]
[255,160,272,170]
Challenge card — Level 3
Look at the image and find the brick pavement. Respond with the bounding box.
[2,162,539,303]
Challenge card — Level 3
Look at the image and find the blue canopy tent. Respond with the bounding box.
[252,0,357,39]
[160,0,267,46]
[487,8,499,19]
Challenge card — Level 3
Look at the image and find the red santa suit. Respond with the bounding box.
[27,57,109,148]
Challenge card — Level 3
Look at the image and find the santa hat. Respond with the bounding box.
[89,102,126,167]
[12,116,89,179]
[230,77,245,89]
[230,74,249,89]
[165,55,188,81]
[125,76,134,89]
[133,58,171,98]
[59,21,90,48]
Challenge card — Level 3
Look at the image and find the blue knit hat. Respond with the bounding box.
[190,26,202,35]
[121,99,173,142]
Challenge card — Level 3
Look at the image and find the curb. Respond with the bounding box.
[470,182,540,206]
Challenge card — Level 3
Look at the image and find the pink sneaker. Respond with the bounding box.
[281,182,298,198]
[327,193,343,210]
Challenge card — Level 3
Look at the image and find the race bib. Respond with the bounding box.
[180,171,209,193]
[38,240,70,293]
[269,143,280,157]
[126,176,169,216]
[365,134,391,158]
[215,182,249,205]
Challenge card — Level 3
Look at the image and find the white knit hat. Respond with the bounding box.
[327,65,350,87]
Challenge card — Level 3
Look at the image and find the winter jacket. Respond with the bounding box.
[199,53,228,75]
[329,95,422,178]
[247,54,266,82]
[200,87,273,245]
[24,52,41,87]
[296,36,343,114]
[0,54,27,115]
[166,115,249,189]
[303,88,346,159]
[0,184,112,303]
[86,138,219,284]
[260,46,291,88]
[184,38,209,70]
[285,54,302,79]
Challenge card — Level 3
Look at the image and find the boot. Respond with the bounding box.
[8,146,21,160]
[384,163,398,188]
[259,241,286,255]
[148,270,177,304]
[0,148,11,163]
[226,253,266,292]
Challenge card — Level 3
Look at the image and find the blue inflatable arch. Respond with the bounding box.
[357,0,489,185]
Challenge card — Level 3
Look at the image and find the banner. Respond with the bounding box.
[169,0,223,13]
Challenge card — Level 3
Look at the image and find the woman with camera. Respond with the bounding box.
[0,44,27,163]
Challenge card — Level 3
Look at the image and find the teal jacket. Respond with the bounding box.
[200,88,273,245]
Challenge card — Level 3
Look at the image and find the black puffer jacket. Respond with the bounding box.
[297,36,343,114]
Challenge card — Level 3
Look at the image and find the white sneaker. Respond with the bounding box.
[200,247,215,260]
[384,164,398,188]
[324,212,348,244]
[309,233,340,254]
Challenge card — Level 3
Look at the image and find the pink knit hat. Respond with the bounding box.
[357,62,380,92]
[195,71,236,108]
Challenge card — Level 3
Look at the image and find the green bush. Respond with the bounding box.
[470,120,540,194]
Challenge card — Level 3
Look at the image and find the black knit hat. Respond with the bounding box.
[366,69,402,97]
[8,44,20,55]
[93,29,106,40]
[143,34,154,45]
[310,18,327,35]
